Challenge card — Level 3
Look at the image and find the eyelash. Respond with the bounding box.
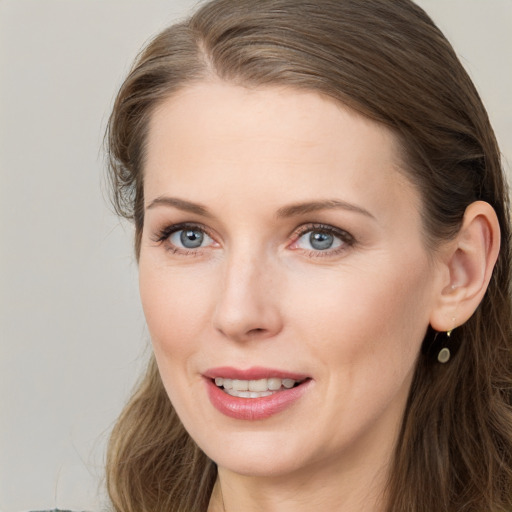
[152,222,215,255]
[291,223,355,257]
[151,222,355,257]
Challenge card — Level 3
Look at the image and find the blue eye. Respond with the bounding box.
[294,227,349,252]
[308,231,337,250]
[168,227,214,249]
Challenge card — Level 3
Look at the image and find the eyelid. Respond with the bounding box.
[150,221,354,256]
[293,223,354,241]
[152,222,219,252]
[289,223,355,254]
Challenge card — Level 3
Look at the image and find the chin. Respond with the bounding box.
[193,427,319,478]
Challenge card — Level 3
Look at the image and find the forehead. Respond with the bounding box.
[144,81,418,220]
[147,81,399,163]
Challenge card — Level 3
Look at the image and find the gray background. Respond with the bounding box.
[1,1,511,511]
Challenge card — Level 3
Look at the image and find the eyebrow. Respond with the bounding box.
[276,199,375,219]
[146,196,213,217]
[146,196,374,220]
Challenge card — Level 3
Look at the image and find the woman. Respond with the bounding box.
[105,0,512,511]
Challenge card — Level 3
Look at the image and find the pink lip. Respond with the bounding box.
[203,367,312,421]
[203,366,309,381]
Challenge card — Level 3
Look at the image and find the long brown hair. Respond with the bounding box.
[105,1,512,510]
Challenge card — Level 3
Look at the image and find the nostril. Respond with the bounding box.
[248,328,266,336]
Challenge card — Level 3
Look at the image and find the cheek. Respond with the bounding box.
[138,260,211,360]
[282,257,433,447]
[287,256,433,376]
[138,261,215,419]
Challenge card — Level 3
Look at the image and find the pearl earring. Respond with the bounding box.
[437,329,453,363]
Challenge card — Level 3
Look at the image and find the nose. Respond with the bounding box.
[212,249,283,342]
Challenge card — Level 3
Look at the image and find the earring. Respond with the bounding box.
[437,329,453,364]
[421,326,459,363]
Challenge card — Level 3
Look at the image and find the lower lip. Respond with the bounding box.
[205,378,312,420]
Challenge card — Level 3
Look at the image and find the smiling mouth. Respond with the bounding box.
[213,377,307,398]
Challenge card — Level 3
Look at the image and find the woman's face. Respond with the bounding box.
[139,82,444,480]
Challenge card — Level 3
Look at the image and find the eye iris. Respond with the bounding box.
[309,231,334,250]
[180,229,204,248]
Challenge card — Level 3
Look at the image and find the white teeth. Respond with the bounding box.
[282,378,295,389]
[214,377,302,396]
[267,378,282,390]
[249,379,268,392]
[232,379,249,391]
[226,390,273,398]
[215,377,233,389]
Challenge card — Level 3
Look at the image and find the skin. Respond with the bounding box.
[138,82,497,511]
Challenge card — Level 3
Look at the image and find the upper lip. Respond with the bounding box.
[203,366,310,381]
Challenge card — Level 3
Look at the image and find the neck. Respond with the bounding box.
[209,452,390,512]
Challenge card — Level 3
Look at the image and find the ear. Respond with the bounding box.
[429,201,500,331]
